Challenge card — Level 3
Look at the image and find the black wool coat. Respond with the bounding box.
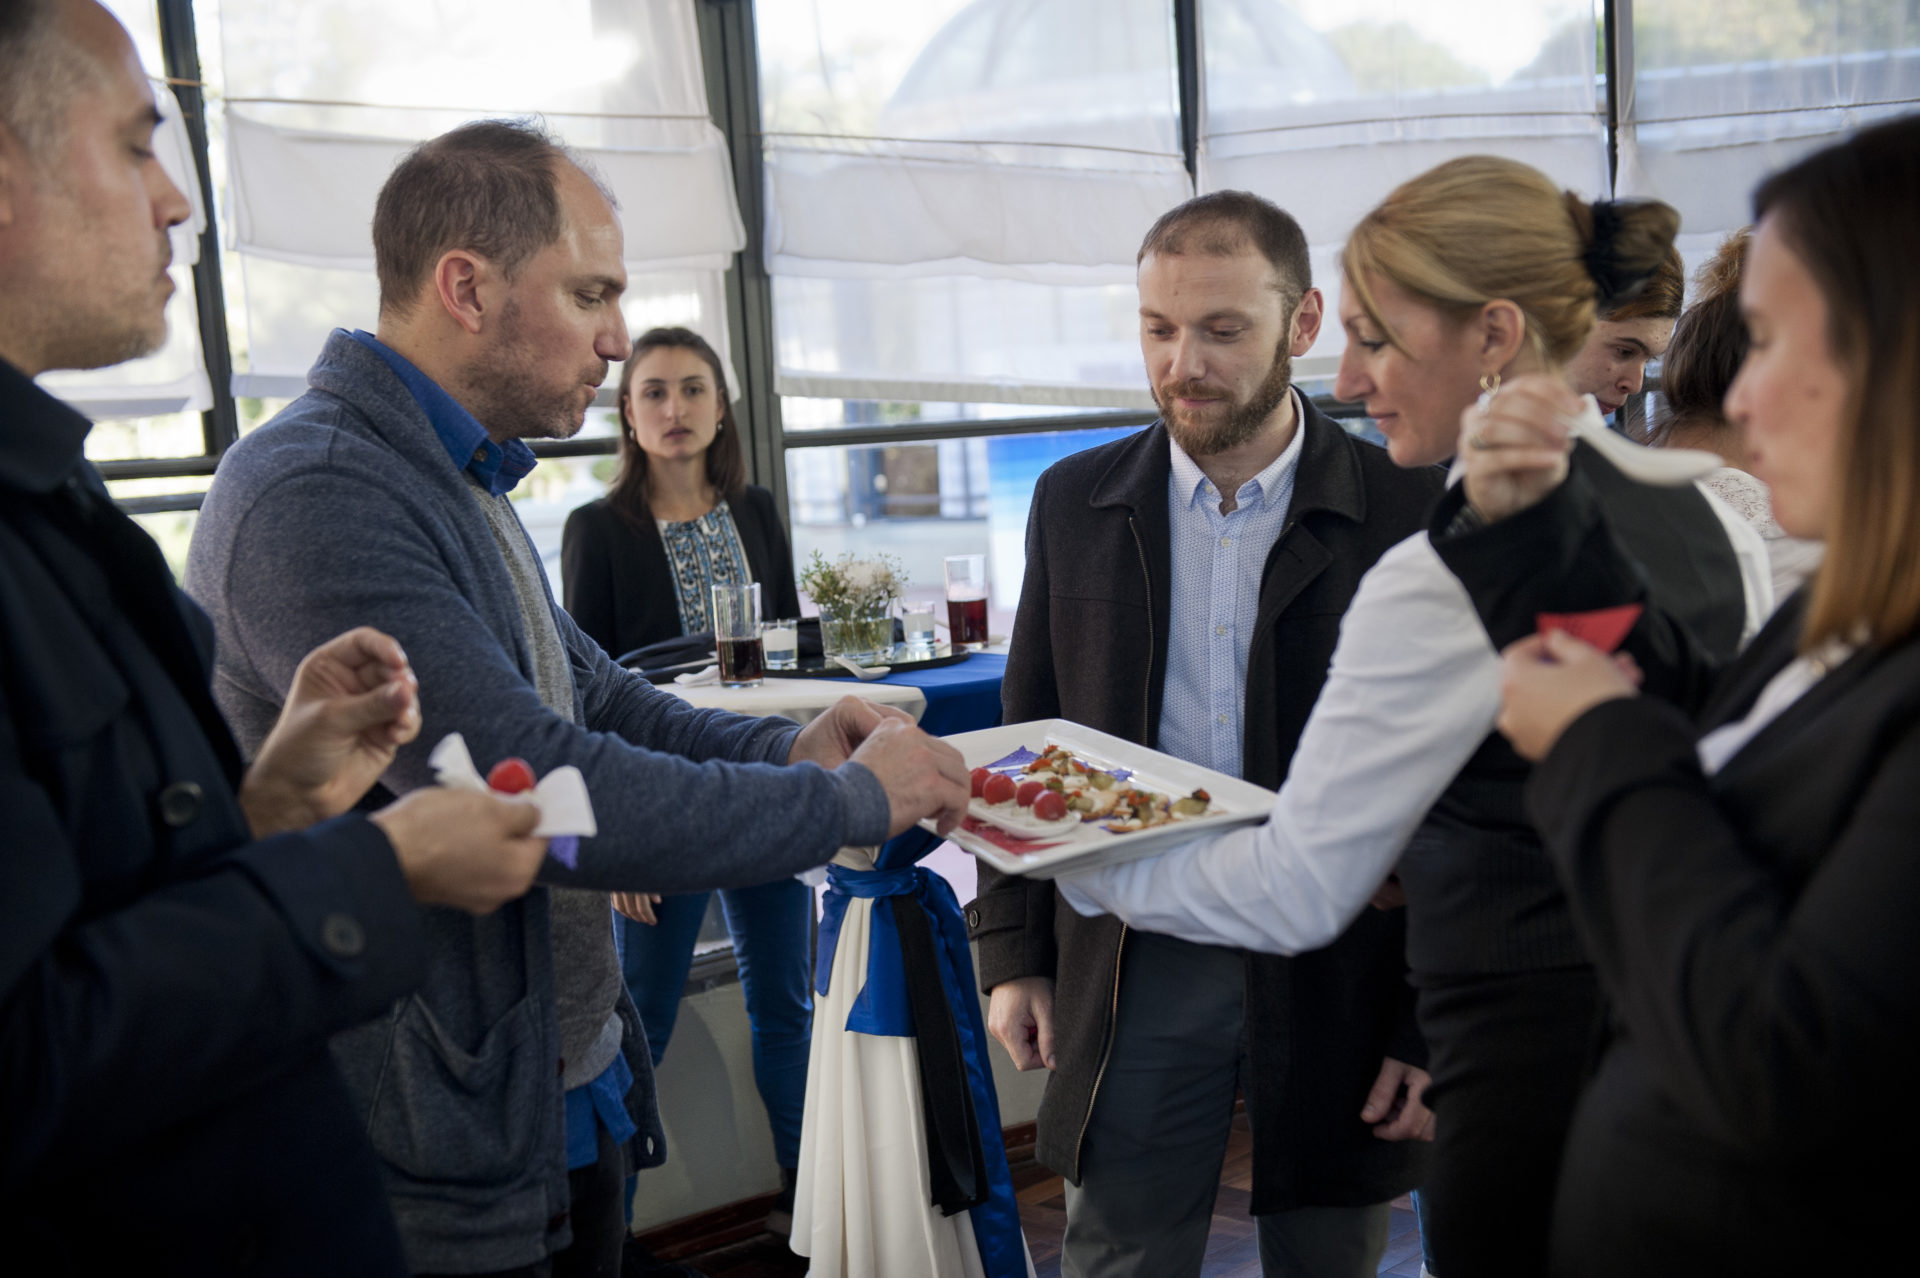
[0,360,428,1274]
[968,403,1442,1213]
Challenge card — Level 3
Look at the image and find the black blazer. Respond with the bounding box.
[0,363,427,1273]
[969,403,1444,1212]
[560,484,801,659]
[1435,471,1920,1274]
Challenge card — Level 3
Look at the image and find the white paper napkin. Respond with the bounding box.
[428,732,598,843]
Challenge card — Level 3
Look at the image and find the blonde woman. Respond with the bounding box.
[1445,115,1920,1274]
[1054,156,1770,1275]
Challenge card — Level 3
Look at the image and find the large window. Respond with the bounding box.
[44,1,1920,597]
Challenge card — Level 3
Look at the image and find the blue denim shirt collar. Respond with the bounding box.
[348,329,536,496]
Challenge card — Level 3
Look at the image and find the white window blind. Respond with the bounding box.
[1618,0,1920,273]
[214,0,744,401]
[1200,0,1609,379]
[759,0,1190,411]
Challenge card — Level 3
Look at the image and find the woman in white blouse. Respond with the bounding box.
[1052,156,1771,1276]
[1431,114,1920,1275]
[1643,228,1823,601]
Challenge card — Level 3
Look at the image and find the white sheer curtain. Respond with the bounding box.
[215,0,744,399]
[1617,0,1920,272]
[38,1,214,421]
[1199,0,1609,378]
[758,0,1189,411]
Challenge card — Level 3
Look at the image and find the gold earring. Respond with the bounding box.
[1479,371,1501,396]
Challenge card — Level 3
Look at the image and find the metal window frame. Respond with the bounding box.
[98,0,235,495]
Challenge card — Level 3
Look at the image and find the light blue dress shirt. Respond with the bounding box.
[1157,392,1306,779]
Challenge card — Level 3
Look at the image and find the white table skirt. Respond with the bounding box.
[790,892,1034,1278]
[659,667,1032,1277]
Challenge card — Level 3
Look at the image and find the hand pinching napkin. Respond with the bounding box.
[428,733,598,867]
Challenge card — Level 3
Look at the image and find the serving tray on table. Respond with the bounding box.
[924,719,1275,879]
[767,643,971,679]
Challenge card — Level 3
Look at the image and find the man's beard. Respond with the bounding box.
[462,298,608,442]
[1155,340,1292,458]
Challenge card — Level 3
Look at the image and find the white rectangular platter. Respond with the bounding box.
[924,719,1275,879]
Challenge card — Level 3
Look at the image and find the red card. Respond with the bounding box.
[1536,604,1643,654]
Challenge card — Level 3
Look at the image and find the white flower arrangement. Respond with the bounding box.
[799,551,909,616]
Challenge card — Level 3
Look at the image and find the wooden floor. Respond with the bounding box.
[675,1114,1426,1277]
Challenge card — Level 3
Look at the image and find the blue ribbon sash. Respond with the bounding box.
[814,834,1026,1278]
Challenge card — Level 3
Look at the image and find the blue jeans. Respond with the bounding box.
[619,877,813,1168]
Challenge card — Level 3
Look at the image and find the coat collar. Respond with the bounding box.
[1087,392,1369,529]
[304,329,474,489]
[0,357,95,496]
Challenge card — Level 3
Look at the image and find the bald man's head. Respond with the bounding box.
[0,0,190,375]
[0,0,115,164]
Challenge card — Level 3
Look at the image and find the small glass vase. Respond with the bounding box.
[818,604,895,665]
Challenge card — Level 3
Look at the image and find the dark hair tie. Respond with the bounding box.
[1582,199,1648,310]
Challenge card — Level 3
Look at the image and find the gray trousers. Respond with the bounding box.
[1061,931,1390,1278]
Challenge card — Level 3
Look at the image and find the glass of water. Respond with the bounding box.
[761,618,799,670]
[901,601,937,650]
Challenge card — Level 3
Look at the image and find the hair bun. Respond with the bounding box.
[1573,196,1681,312]
[1582,200,1643,310]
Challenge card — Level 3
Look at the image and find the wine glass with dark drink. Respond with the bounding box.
[943,554,990,647]
[711,582,765,688]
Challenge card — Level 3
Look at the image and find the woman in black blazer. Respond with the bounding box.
[560,327,811,1213]
[562,330,799,660]
[1440,115,1920,1275]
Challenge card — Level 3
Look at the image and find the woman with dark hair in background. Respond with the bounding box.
[1441,112,1920,1277]
[562,327,810,1236]
[1563,242,1685,422]
[1647,230,1822,601]
[563,326,800,655]
[1053,154,1770,1277]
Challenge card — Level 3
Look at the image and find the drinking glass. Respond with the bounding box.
[761,618,799,670]
[943,554,989,648]
[711,582,764,688]
[901,602,938,650]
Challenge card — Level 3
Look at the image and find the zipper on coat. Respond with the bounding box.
[1072,925,1128,1174]
[1071,514,1160,1172]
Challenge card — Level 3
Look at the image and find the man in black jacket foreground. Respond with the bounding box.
[968,191,1440,1275]
[0,3,548,1272]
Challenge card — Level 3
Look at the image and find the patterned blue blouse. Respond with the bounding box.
[659,500,753,634]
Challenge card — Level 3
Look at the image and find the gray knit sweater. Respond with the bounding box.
[186,330,888,1273]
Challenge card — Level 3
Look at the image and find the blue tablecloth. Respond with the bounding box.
[819,651,1005,738]
[811,651,1024,1275]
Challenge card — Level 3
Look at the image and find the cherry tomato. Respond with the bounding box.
[1032,790,1068,822]
[970,767,992,798]
[1015,780,1047,808]
[981,773,1017,805]
[487,757,537,795]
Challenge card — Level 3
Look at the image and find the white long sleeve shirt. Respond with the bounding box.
[1054,483,1772,956]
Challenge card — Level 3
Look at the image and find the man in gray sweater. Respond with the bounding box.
[187,120,969,1276]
